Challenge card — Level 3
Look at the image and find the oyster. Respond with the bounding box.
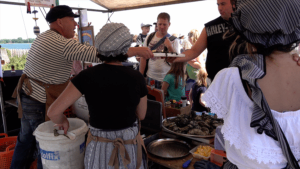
[188,129,205,135]
[163,113,224,136]
[194,116,202,121]
[179,126,190,133]
[211,129,216,135]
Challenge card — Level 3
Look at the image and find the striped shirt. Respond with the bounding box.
[22,30,100,103]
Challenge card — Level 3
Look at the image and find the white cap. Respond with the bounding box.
[141,23,152,27]
[178,33,185,38]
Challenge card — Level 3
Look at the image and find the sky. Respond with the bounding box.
[0,0,220,40]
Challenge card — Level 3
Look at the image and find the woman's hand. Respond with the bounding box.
[54,115,69,135]
[127,47,154,59]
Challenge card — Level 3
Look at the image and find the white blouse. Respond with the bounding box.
[202,67,300,169]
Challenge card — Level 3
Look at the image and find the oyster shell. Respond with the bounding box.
[163,113,224,136]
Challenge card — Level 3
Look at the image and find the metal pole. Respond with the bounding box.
[0,82,7,134]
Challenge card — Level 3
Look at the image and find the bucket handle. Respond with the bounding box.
[6,143,16,152]
[0,133,8,138]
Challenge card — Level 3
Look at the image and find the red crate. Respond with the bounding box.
[210,149,227,167]
[0,133,17,169]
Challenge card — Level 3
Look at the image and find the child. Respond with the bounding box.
[189,68,208,112]
[162,62,186,101]
[136,23,152,46]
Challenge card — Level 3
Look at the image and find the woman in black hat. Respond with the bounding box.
[201,0,300,168]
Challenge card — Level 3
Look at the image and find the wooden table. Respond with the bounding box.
[148,153,201,169]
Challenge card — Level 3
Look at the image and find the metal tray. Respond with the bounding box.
[162,117,215,138]
[147,138,191,159]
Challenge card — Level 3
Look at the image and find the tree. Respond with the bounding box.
[0,38,35,43]
[3,53,27,70]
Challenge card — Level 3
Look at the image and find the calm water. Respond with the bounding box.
[0,43,31,49]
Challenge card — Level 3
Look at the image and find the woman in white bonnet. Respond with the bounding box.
[47,23,148,169]
[201,0,300,168]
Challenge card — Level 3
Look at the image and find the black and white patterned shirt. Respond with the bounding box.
[22,30,100,103]
[136,33,147,46]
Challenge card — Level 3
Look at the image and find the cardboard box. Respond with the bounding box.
[165,105,191,117]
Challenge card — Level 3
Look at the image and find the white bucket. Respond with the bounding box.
[33,118,89,169]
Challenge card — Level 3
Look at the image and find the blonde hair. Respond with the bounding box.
[196,68,208,87]
[188,29,200,44]
[223,30,254,60]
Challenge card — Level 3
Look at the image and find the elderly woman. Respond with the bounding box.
[201,0,300,168]
[47,23,148,169]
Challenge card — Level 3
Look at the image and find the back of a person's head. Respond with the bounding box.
[157,12,170,22]
[167,62,185,88]
[188,29,200,44]
[229,0,300,57]
[196,68,208,87]
[94,23,131,63]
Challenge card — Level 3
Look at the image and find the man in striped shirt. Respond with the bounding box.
[11,5,153,169]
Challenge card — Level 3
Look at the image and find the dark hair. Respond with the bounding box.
[96,53,128,63]
[157,12,170,22]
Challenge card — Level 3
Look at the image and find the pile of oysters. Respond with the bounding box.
[163,111,223,136]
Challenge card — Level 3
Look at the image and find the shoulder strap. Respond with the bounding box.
[150,33,171,51]
[146,32,156,47]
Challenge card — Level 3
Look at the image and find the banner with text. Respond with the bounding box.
[25,0,56,8]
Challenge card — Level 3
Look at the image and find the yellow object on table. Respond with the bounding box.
[194,145,213,157]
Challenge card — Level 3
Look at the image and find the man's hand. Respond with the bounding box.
[164,37,172,49]
[292,53,300,66]
[127,47,154,59]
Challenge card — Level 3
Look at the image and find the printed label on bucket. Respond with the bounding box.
[40,149,60,161]
[80,142,85,154]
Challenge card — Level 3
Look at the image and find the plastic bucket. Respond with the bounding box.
[33,118,88,169]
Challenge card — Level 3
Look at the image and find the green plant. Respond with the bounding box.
[6,49,11,57]
[3,54,27,70]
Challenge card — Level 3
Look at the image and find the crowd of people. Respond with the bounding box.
[10,0,300,168]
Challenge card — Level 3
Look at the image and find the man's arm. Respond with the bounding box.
[63,39,153,62]
[187,57,202,69]
[164,37,176,53]
[161,81,170,97]
[63,39,100,62]
[174,27,208,62]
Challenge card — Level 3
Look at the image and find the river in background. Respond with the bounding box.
[0,43,31,49]
[0,44,31,63]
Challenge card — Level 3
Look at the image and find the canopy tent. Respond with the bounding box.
[91,0,204,12]
[0,0,204,12]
